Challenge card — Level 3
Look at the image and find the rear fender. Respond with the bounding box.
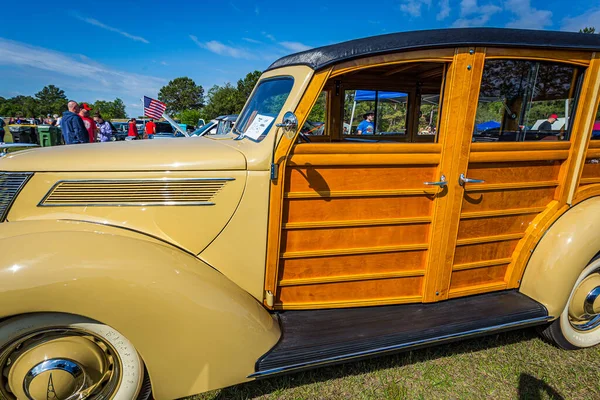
[0,220,280,399]
[520,197,600,317]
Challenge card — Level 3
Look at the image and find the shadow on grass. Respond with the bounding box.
[518,373,564,400]
[209,328,544,400]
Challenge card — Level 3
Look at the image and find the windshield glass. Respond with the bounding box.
[192,122,216,136]
[235,77,294,142]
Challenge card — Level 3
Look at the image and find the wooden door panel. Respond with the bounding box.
[460,187,557,213]
[467,161,562,183]
[282,224,429,253]
[450,264,508,289]
[283,196,434,223]
[285,166,437,192]
[278,251,426,283]
[457,214,537,239]
[277,276,424,309]
[453,240,520,265]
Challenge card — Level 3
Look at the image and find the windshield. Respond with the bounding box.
[192,122,216,136]
[235,77,294,142]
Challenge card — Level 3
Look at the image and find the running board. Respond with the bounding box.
[251,291,550,378]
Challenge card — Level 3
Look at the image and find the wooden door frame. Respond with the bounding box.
[422,47,487,302]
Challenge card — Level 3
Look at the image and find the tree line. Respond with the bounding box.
[0,85,127,120]
[157,71,262,125]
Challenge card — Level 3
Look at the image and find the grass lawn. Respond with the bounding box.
[186,328,600,399]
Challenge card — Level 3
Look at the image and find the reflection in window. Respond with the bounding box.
[343,90,408,135]
[303,91,327,136]
[593,100,600,140]
[474,60,581,142]
[236,77,294,142]
[419,95,440,136]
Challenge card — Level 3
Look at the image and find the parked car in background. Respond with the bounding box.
[2,28,600,400]
[110,121,129,141]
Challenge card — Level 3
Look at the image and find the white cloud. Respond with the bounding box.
[452,0,502,27]
[400,0,432,17]
[279,41,312,52]
[0,38,165,96]
[242,37,263,44]
[190,35,255,59]
[437,0,451,20]
[229,2,241,12]
[561,7,600,32]
[504,0,552,29]
[160,61,168,66]
[255,5,260,15]
[262,32,276,41]
[74,14,149,43]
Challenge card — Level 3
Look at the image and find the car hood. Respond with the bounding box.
[0,137,247,172]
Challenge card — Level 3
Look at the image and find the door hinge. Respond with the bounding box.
[270,163,279,180]
[265,290,274,307]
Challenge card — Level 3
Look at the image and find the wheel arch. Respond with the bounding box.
[0,220,280,399]
[520,196,600,318]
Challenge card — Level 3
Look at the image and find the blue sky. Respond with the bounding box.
[1,0,598,116]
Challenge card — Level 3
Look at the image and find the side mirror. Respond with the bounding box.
[276,111,298,132]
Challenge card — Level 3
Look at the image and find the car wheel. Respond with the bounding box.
[0,313,151,399]
[539,255,600,349]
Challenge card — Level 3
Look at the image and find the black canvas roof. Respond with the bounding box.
[267,28,600,71]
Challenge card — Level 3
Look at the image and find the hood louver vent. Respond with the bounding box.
[0,172,33,221]
[39,178,234,207]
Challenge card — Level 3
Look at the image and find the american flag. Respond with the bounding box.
[143,96,166,119]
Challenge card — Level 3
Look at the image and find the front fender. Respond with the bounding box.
[0,220,280,399]
[520,197,600,317]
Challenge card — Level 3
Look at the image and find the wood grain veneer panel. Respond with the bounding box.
[276,276,423,305]
[278,251,427,282]
[284,196,434,223]
[281,224,430,252]
[285,166,437,192]
[449,264,508,291]
[460,187,556,213]
[581,161,600,181]
[453,240,520,265]
[291,143,441,154]
[457,214,537,240]
[466,161,561,184]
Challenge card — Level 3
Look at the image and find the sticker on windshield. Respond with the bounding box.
[244,114,275,140]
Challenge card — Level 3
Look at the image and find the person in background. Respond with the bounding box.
[79,103,97,142]
[61,100,89,144]
[0,118,5,142]
[356,111,375,135]
[144,118,156,139]
[15,117,22,124]
[93,113,112,142]
[538,113,558,131]
[128,118,138,139]
[54,114,61,127]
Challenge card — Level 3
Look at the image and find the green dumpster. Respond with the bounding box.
[37,125,61,147]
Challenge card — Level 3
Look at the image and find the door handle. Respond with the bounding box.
[424,174,447,187]
[459,173,485,186]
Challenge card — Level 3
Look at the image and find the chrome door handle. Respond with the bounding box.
[424,174,447,187]
[459,173,485,186]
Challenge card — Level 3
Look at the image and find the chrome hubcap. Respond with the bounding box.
[0,329,120,400]
[568,271,600,332]
[24,359,87,400]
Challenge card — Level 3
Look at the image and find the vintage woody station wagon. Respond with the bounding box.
[1,28,600,399]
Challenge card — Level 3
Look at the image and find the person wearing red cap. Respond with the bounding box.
[79,103,97,142]
[538,113,558,131]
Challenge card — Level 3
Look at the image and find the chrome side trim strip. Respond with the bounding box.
[248,315,551,379]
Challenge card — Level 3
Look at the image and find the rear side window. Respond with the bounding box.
[474,60,582,142]
[592,98,600,140]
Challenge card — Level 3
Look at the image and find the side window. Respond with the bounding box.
[593,100,600,140]
[474,59,581,142]
[303,91,327,136]
[343,90,408,136]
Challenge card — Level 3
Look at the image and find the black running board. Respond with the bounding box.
[251,291,550,378]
